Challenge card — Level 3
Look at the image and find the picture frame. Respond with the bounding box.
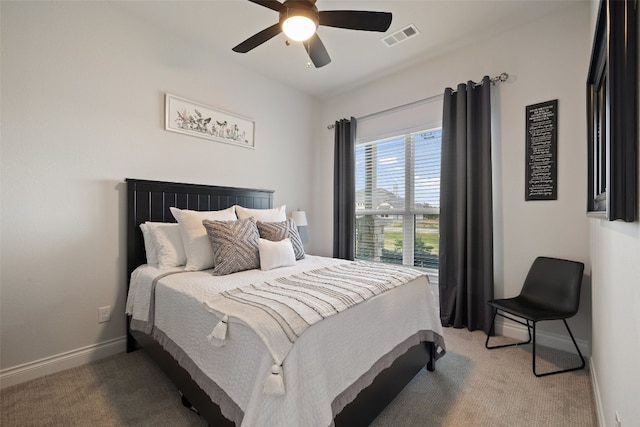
[586,0,637,221]
[164,93,255,149]
[525,99,558,201]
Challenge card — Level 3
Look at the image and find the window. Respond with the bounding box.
[587,2,608,215]
[355,128,441,270]
[586,0,637,221]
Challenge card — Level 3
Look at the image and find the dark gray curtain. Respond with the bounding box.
[333,117,357,260]
[439,76,494,334]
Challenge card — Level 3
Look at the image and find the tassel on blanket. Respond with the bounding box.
[207,315,228,347]
[263,364,285,396]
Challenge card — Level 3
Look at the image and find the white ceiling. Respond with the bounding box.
[116,0,579,99]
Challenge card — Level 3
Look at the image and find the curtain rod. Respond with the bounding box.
[461,72,509,90]
[327,93,441,130]
[327,72,509,130]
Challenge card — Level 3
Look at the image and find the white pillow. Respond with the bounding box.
[170,206,237,271]
[258,238,296,271]
[140,222,159,266]
[147,222,186,269]
[235,205,286,222]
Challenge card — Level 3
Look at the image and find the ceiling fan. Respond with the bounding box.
[232,0,392,68]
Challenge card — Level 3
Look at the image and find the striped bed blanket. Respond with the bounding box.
[203,261,425,395]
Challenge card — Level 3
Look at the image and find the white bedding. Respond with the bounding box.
[126,255,445,427]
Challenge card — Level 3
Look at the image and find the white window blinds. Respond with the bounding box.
[355,128,442,268]
[354,97,442,269]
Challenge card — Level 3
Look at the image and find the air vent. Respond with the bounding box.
[381,24,420,47]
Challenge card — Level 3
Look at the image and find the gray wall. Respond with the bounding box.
[314,2,592,352]
[1,1,317,380]
[587,2,640,426]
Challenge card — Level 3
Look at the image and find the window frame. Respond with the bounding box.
[355,127,441,271]
[586,0,638,221]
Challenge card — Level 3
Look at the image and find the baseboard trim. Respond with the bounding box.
[589,355,606,427]
[497,320,590,357]
[0,336,126,389]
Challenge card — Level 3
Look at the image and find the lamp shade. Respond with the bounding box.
[291,210,308,227]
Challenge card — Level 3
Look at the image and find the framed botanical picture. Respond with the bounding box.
[164,93,255,149]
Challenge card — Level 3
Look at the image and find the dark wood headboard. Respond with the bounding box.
[126,178,274,277]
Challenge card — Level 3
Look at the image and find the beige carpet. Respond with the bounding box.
[1,328,597,426]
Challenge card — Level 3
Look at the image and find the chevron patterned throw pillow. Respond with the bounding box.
[256,219,305,260]
[203,217,260,276]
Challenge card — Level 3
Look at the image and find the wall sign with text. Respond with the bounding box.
[525,99,558,201]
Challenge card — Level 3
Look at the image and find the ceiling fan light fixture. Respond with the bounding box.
[235,0,392,68]
[280,5,318,42]
[283,16,316,41]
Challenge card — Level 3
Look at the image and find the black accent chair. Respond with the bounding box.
[485,256,586,377]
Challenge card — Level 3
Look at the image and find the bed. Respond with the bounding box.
[125,178,445,427]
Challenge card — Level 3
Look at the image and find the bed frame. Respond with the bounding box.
[126,178,436,427]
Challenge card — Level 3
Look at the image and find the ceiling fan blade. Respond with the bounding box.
[248,0,283,12]
[319,10,392,32]
[232,24,282,53]
[303,34,331,68]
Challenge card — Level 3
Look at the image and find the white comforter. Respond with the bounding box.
[126,255,444,427]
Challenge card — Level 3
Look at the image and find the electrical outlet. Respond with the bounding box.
[615,411,622,427]
[98,306,111,323]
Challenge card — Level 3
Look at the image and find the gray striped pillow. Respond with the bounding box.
[256,219,305,260]
[203,218,260,276]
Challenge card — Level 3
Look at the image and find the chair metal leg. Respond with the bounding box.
[486,310,585,377]
[485,309,532,350]
[532,319,586,377]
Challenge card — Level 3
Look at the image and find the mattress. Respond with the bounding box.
[126,255,445,427]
